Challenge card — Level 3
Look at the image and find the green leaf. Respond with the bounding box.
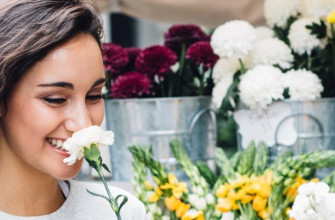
[83,144,101,162]
[214,147,235,179]
[253,141,269,175]
[86,188,110,202]
[102,163,111,173]
[236,141,256,175]
[196,161,217,188]
[306,20,327,39]
[116,194,128,211]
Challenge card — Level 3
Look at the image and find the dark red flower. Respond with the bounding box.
[110,71,151,98]
[125,47,142,68]
[135,45,177,77]
[102,43,129,74]
[164,24,207,54]
[186,41,219,71]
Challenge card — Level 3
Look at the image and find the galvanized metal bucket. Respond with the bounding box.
[105,96,216,181]
[236,98,335,176]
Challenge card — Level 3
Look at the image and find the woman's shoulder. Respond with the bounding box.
[62,180,147,220]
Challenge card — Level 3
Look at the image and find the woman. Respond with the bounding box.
[0,0,145,219]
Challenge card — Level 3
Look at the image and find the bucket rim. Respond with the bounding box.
[104,95,212,103]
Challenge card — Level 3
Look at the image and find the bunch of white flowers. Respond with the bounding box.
[209,0,334,113]
[288,182,335,220]
[63,125,114,165]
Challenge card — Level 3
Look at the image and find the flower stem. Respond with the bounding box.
[331,24,335,79]
[176,43,186,95]
[238,58,246,73]
[199,65,205,95]
[98,169,122,219]
[307,54,312,70]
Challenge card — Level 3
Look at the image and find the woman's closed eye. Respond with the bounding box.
[42,97,66,105]
[86,94,102,102]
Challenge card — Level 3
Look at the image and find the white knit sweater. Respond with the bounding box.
[0,180,146,220]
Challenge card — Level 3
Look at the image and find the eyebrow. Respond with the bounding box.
[38,78,106,89]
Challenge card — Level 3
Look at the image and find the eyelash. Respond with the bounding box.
[43,95,103,105]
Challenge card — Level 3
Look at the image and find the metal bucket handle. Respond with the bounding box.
[188,108,217,145]
[274,112,325,147]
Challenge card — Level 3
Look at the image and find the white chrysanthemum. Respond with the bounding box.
[299,0,335,19]
[247,38,293,69]
[264,0,299,28]
[63,126,114,165]
[210,20,256,58]
[283,69,323,101]
[255,26,274,42]
[239,65,285,111]
[288,182,335,220]
[288,18,326,55]
[212,58,240,83]
[220,212,234,220]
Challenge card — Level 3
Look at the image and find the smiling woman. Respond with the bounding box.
[0,0,145,219]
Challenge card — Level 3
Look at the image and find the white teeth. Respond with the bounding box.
[48,138,64,149]
[56,140,63,148]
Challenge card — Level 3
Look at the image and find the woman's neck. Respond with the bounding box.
[0,147,65,216]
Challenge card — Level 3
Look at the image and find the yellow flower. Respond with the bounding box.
[231,175,249,188]
[216,183,230,198]
[144,181,154,191]
[245,181,262,194]
[227,189,239,201]
[168,173,178,184]
[160,173,188,198]
[327,11,335,24]
[241,194,253,204]
[258,208,270,219]
[149,192,160,202]
[165,196,180,211]
[252,195,267,212]
[215,198,233,212]
[173,182,188,198]
[181,210,204,220]
[258,182,271,198]
[176,202,191,218]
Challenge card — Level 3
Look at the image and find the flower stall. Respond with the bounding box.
[102,25,218,181]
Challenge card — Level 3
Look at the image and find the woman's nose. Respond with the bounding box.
[64,102,93,132]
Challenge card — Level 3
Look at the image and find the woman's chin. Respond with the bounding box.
[55,159,83,180]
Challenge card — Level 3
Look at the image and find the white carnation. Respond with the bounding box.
[239,65,285,111]
[255,26,274,42]
[212,58,240,84]
[63,126,114,165]
[283,69,323,101]
[210,20,256,58]
[247,38,293,69]
[264,0,299,28]
[299,0,335,19]
[288,18,325,55]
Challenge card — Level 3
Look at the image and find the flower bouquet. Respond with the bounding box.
[129,139,335,220]
[211,0,335,114]
[102,24,218,98]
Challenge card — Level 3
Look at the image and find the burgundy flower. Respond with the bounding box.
[135,45,177,77]
[102,43,129,74]
[186,41,219,71]
[164,24,207,54]
[110,71,151,98]
[125,47,141,67]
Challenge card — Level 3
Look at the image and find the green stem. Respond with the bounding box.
[331,24,335,79]
[199,65,205,95]
[158,77,166,97]
[238,58,246,73]
[99,169,121,218]
[307,54,312,70]
[176,43,186,95]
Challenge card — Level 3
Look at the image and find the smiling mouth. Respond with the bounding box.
[46,138,69,155]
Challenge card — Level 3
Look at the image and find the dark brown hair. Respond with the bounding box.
[0,0,103,114]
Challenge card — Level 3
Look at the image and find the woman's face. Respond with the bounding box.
[0,34,105,180]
